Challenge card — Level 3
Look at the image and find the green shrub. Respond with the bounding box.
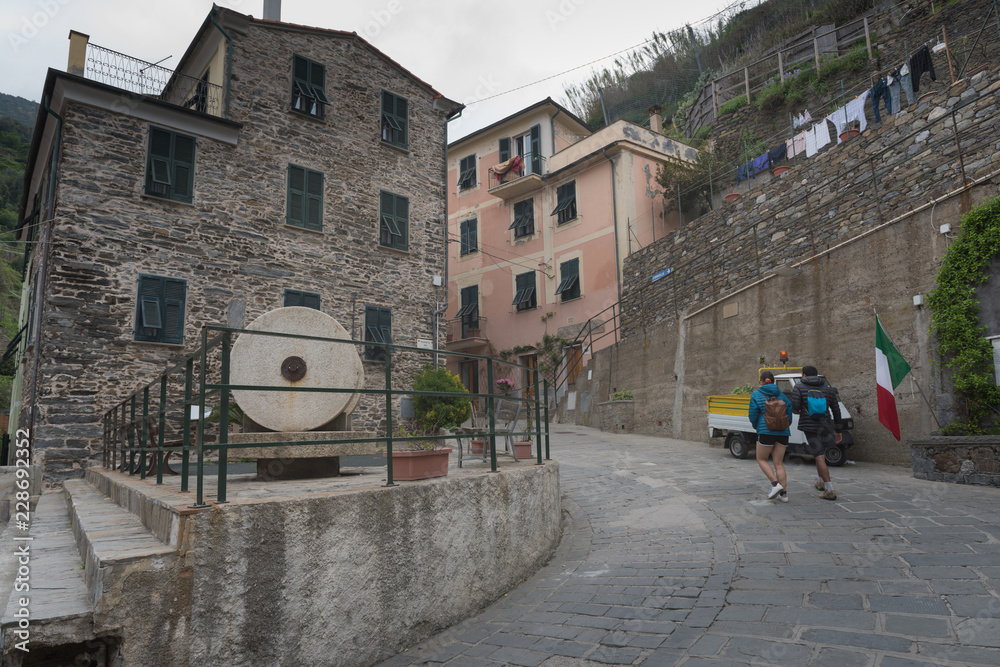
[731,383,754,395]
[755,81,786,111]
[719,96,748,115]
[412,364,472,431]
[611,389,633,401]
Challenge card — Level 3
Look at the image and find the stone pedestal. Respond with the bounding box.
[227,430,378,480]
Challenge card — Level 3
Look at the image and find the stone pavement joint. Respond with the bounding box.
[379,426,1000,666]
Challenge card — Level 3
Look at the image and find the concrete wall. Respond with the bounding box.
[86,464,560,667]
[562,63,1000,466]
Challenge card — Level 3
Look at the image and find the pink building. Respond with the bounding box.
[445,99,697,399]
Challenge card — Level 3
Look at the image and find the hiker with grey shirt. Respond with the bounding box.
[791,365,843,500]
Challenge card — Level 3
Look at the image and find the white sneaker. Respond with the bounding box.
[768,483,784,499]
[778,494,789,502]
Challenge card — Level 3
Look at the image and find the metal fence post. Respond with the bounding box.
[181,358,193,493]
[156,375,167,484]
[140,386,149,480]
[384,344,395,487]
[534,369,542,465]
[128,395,136,475]
[543,379,551,460]
[194,328,209,507]
[486,358,497,472]
[217,331,231,503]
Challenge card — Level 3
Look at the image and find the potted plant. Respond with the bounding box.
[387,420,452,481]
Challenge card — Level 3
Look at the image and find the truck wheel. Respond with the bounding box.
[825,445,846,467]
[726,432,750,459]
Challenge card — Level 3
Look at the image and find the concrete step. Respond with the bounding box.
[0,491,93,649]
[63,480,176,610]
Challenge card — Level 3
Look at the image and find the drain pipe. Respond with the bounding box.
[550,107,560,155]
[601,147,622,400]
[436,108,463,367]
[28,96,63,446]
[210,6,233,118]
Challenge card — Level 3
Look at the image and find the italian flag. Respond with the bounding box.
[876,315,911,440]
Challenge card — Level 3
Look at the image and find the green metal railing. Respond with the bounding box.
[102,325,551,506]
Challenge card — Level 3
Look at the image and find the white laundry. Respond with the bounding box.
[827,91,870,143]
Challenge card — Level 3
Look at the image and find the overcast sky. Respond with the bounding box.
[3,0,739,140]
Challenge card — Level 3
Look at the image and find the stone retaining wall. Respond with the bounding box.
[910,436,1000,486]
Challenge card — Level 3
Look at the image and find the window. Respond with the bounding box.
[460,218,478,255]
[145,127,195,203]
[513,272,537,312]
[287,165,324,230]
[284,289,321,309]
[555,258,580,301]
[134,275,186,344]
[458,154,477,191]
[552,181,577,224]
[499,137,510,163]
[511,124,541,175]
[379,190,409,250]
[292,55,328,118]
[510,199,534,239]
[364,306,392,361]
[381,90,408,149]
[458,285,479,336]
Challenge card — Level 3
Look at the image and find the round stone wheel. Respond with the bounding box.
[230,307,364,432]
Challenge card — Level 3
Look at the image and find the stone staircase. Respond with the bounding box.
[0,474,184,664]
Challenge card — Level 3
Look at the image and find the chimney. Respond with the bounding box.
[67,30,89,77]
[646,105,663,134]
[263,0,281,21]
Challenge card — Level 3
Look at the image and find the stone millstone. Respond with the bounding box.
[230,307,364,432]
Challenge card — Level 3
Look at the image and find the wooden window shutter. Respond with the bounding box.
[287,165,305,226]
[306,169,323,230]
[499,137,510,163]
[162,278,186,344]
[529,124,541,174]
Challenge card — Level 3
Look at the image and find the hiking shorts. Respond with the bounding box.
[757,434,789,447]
[802,425,836,457]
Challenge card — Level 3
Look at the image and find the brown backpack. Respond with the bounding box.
[764,396,790,430]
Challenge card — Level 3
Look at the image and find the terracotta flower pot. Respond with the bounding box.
[725,192,742,204]
[470,438,487,454]
[839,129,860,142]
[513,441,533,460]
[772,166,790,178]
[389,448,451,481]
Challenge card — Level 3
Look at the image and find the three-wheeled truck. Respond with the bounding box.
[706,367,856,466]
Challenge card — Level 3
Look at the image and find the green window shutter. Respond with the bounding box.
[514,272,536,311]
[379,191,408,250]
[284,289,321,309]
[529,124,541,174]
[287,165,305,226]
[552,181,577,223]
[459,155,477,190]
[292,55,326,117]
[499,137,510,163]
[306,169,323,230]
[460,219,477,255]
[381,91,408,148]
[146,127,196,202]
[364,306,392,360]
[135,275,186,343]
[511,199,534,238]
[556,259,581,301]
[162,278,186,344]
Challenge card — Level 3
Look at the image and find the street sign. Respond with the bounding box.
[652,268,673,282]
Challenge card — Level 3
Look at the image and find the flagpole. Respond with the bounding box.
[873,310,941,432]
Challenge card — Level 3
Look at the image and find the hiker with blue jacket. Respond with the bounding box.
[791,365,843,500]
[749,370,793,502]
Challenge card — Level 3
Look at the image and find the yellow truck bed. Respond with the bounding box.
[706,394,751,417]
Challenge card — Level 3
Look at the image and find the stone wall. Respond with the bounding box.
[910,436,1000,486]
[562,63,1000,465]
[24,24,452,481]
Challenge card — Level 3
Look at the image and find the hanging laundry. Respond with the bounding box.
[752,152,770,175]
[804,126,818,158]
[826,91,870,143]
[814,119,832,151]
[792,109,812,129]
[736,162,751,185]
[768,142,787,165]
[909,45,937,92]
[899,64,916,108]
[870,79,892,122]
[787,131,808,157]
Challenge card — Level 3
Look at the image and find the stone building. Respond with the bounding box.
[11,5,460,481]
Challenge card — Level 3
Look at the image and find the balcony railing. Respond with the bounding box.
[84,42,224,117]
[488,153,545,191]
[445,317,488,347]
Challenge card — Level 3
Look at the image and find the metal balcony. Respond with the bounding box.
[444,317,489,352]
[487,153,545,200]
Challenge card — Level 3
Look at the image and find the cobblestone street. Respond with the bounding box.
[380,426,1000,666]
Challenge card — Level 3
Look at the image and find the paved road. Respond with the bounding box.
[379,425,1000,666]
